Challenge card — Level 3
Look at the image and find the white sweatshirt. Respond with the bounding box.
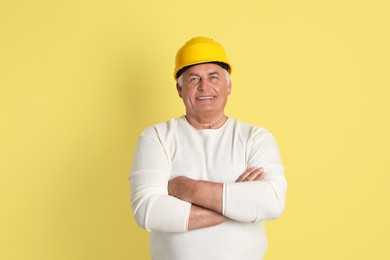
[130,116,287,260]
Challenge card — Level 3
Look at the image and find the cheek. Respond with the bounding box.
[183,88,196,98]
[222,87,231,96]
[180,92,193,105]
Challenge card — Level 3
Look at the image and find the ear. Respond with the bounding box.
[227,80,232,95]
[176,82,183,98]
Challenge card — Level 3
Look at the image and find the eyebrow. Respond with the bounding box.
[187,71,220,77]
[187,73,201,77]
[208,71,220,77]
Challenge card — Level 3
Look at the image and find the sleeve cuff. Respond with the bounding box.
[222,183,227,216]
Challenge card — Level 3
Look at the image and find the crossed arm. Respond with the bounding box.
[168,168,265,230]
[131,130,287,233]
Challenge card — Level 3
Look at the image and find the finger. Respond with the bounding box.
[236,168,257,182]
[244,168,264,181]
[253,171,266,181]
[238,168,263,182]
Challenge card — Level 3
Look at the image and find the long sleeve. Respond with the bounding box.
[222,129,287,222]
[129,118,284,259]
[130,129,191,233]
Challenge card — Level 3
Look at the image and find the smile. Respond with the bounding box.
[196,96,216,100]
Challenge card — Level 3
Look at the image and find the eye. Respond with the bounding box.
[188,76,200,84]
[209,75,220,81]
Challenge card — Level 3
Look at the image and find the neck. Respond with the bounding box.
[185,113,228,130]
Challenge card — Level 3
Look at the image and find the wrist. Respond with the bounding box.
[191,179,204,204]
[173,176,198,203]
[193,180,223,214]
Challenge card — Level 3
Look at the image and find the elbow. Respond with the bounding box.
[260,199,285,221]
[132,208,147,230]
[257,185,287,221]
[131,188,158,231]
[131,200,149,231]
[131,194,190,233]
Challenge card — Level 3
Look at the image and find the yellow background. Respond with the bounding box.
[1,0,389,259]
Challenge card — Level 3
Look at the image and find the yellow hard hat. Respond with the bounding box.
[174,36,232,80]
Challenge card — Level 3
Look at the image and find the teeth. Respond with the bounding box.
[197,96,214,100]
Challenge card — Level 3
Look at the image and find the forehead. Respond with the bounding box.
[184,63,225,76]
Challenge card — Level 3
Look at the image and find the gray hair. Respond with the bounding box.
[177,69,231,86]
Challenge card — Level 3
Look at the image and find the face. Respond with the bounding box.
[176,63,232,118]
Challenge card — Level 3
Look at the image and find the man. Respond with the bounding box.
[130,36,287,259]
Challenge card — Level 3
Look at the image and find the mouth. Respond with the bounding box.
[196,96,216,100]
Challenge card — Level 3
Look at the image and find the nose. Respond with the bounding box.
[197,78,210,91]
